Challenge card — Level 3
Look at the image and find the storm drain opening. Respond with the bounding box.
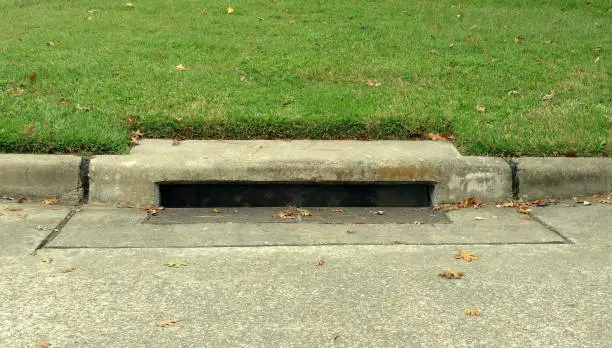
[151,182,448,225]
[159,182,434,208]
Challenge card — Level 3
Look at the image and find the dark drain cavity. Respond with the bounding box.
[159,182,433,208]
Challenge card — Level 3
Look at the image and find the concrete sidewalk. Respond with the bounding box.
[1,200,610,347]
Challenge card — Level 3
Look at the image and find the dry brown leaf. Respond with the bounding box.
[541,91,555,101]
[62,267,74,273]
[117,202,133,208]
[297,208,312,216]
[36,341,49,348]
[58,98,69,104]
[476,105,486,113]
[455,250,479,262]
[345,229,355,234]
[139,205,165,216]
[365,79,382,87]
[392,240,405,244]
[314,259,325,266]
[175,64,185,71]
[464,309,481,316]
[330,209,345,213]
[439,270,464,279]
[130,130,144,146]
[42,198,58,205]
[23,124,35,135]
[157,319,178,327]
[427,133,453,141]
[17,197,31,203]
[227,6,234,14]
[29,71,37,84]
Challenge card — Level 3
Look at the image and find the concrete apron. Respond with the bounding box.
[88,140,513,207]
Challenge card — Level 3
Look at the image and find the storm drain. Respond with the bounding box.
[150,182,448,224]
[159,182,434,208]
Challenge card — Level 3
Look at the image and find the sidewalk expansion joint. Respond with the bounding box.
[79,158,91,204]
[531,214,575,244]
[35,209,78,251]
[42,241,569,249]
[505,158,520,199]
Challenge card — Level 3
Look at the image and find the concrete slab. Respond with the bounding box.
[47,207,563,248]
[531,204,612,245]
[0,154,82,205]
[0,202,72,255]
[89,140,512,207]
[516,157,612,199]
[1,244,610,347]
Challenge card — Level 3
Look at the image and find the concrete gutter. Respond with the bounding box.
[0,140,610,207]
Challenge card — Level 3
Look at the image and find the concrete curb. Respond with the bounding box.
[0,154,83,205]
[515,157,612,200]
[1,141,610,207]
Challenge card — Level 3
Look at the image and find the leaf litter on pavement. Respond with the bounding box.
[439,270,464,279]
[455,250,479,262]
[157,319,178,327]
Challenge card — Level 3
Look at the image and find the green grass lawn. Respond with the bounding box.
[1,0,610,156]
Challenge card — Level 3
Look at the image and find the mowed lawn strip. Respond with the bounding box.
[0,0,610,155]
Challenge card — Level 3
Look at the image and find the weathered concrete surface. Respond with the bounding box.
[0,201,71,255]
[47,207,563,248]
[517,157,612,199]
[89,140,512,207]
[1,245,610,347]
[532,204,611,245]
[0,155,82,205]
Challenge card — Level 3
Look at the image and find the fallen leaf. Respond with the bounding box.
[257,17,263,21]
[314,259,325,266]
[124,2,135,8]
[17,197,31,203]
[76,104,94,111]
[392,240,405,244]
[41,257,53,264]
[455,250,478,262]
[24,124,35,135]
[374,210,385,215]
[35,225,46,230]
[476,105,486,113]
[131,130,144,146]
[167,260,187,267]
[345,229,355,234]
[541,91,555,101]
[227,6,234,14]
[62,267,74,273]
[36,341,49,348]
[464,308,481,316]
[439,270,464,279]
[47,41,60,46]
[330,209,345,213]
[175,64,185,71]
[507,90,520,96]
[429,49,438,55]
[278,206,297,219]
[298,208,312,216]
[157,319,178,327]
[116,202,133,208]
[7,86,25,96]
[140,205,164,216]
[474,216,484,220]
[58,98,69,104]
[427,133,453,141]
[365,79,382,87]
[29,71,37,84]
[42,198,58,205]
[583,201,591,206]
